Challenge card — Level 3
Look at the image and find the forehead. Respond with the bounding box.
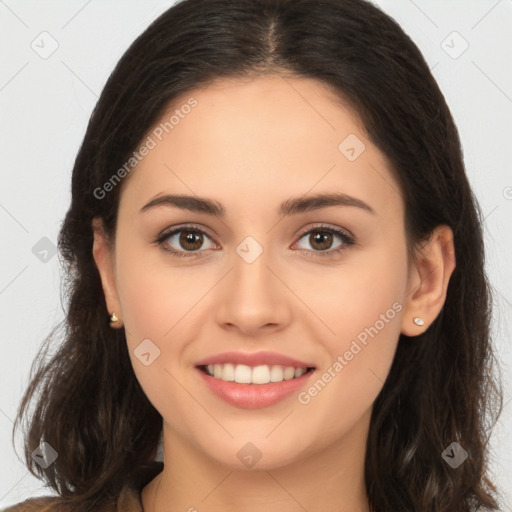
[163,74,361,167]
[120,75,403,221]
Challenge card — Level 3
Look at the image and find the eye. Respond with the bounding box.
[293,224,355,257]
[156,225,216,258]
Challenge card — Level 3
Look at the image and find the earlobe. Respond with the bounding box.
[401,225,456,337]
[92,217,123,328]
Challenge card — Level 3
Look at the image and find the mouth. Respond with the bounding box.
[194,353,317,409]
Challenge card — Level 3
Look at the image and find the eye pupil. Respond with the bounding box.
[311,231,332,250]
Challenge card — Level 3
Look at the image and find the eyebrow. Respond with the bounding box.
[140,192,376,217]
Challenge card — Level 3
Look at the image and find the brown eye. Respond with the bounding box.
[158,226,216,256]
[295,226,353,254]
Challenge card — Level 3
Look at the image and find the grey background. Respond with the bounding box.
[1,0,511,509]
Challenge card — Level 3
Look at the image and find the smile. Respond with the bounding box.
[194,351,317,409]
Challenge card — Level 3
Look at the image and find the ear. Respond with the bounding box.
[92,217,123,328]
[401,224,456,336]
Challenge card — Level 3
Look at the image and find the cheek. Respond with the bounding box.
[301,237,407,347]
[295,243,406,431]
[115,241,204,346]
[113,243,201,424]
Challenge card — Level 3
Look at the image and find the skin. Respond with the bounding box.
[92,75,456,512]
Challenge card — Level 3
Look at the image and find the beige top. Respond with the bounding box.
[2,462,163,512]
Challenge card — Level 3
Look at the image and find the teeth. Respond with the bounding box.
[234,364,252,384]
[204,363,309,384]
[222,363,235,381]
[252,365,271,384]
[213,364,223,379]
[270,365,283,382]
[283,367,295,380]
[295,368,306,378]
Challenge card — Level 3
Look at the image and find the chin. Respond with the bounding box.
[190,433,315,471]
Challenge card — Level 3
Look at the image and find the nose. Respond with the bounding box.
[214,240,292,337]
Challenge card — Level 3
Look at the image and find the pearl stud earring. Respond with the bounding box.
[413,317,424,326]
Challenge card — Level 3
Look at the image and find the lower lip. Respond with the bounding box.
[196,368,314,409]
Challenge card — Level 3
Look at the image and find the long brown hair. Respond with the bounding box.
[13,0,503,510]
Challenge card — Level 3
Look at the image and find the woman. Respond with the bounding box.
[5,0,504,511]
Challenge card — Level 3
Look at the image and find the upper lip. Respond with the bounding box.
[195,351,315,369]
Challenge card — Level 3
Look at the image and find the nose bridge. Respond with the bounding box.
[232,234,276,300]
[215,233,288,332]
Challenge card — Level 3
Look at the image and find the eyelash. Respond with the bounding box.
[154,223,356,259]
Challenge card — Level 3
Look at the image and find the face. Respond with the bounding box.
[96,75,413,469]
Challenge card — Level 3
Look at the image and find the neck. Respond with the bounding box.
[142,409,372,512]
